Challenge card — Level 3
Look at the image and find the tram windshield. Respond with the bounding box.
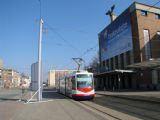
[77,74,93,88]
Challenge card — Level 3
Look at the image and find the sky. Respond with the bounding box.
[0,0,159,80]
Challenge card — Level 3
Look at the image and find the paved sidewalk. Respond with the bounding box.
[96,91,160,103]
[0,91,110,120]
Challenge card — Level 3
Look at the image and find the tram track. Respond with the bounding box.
[57,92,143,120]
[79,99,146,120]
[57,93,117,120]
[88,94,160,120]
[78,100,121,120]
[98,94,160,113]
[57,90,160,119]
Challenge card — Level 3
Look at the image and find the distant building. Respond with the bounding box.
[0,69,3,88]
[0,69,2,77]
[48,70,55,87]
[97,2,160,90]
[48,70,76,88]
[21,74,31,88]
[2,69,21,88]
[0,59,3,69]
[31,62,38,91]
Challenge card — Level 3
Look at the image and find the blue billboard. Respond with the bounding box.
[99,9,133,61]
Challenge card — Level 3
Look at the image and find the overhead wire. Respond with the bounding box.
[35,0,99,70]
[47,0,160,69]
[39,0,42,18]
[41,1,160,70]
[44,21,81,54]
[42,20,99,69]
[60,43,98,69]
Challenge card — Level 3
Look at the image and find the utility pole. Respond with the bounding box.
[38,18,43,101]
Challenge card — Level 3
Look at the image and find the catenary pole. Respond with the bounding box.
[38,18,43,101]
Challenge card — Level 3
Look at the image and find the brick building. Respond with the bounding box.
[96,2,160,90]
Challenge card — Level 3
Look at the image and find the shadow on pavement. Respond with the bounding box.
[42,87,56,91]
[0,97,28,102]
[0,97,19,101]
[42,88,69,100]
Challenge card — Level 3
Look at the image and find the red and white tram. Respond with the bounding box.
[58,71,95,100]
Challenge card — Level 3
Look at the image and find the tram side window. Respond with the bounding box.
[66,77,69,87]
[71,76,76,90]
[68,77,72,89]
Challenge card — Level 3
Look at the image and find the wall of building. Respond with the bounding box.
[130,6,160,89]
[136,10,160,61]
[48,70,55,87]
[97,2,160,91]
[48,70,76,88]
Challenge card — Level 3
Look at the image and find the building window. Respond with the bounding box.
[126,51,131,65]
[120,53,124,69]
[143,29,151,60]
[155,13,160,19]
[106,60,109,70]
[157,31,160,35]
[141,10,147,16]
[102,61,105,67]
[115,56,119,69]
[110,58,114,70]
[157,32,160,40]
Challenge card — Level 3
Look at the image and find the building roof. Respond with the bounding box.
[130,2,160,14]
[99,2,160,36]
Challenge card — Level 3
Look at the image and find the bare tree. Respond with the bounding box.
[85,53,99,73]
